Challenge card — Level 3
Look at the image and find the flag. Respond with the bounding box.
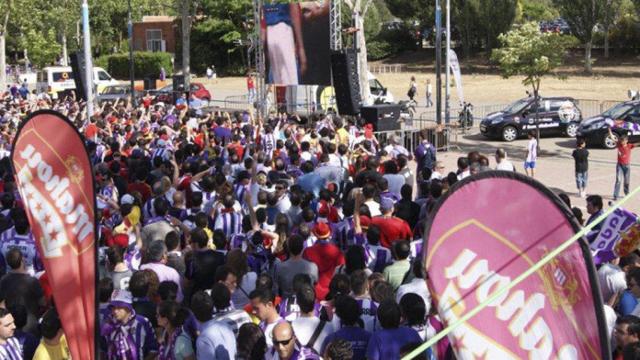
[424,171,608,359]
[11,110,96,360]
[448,49,464,104]
[588,208,639,264]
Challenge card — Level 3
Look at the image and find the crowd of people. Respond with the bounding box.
[0,81,636,360]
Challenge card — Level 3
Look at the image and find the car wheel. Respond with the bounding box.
[565,123,578,137]
[501,126,518,142]
[603,132,618,149]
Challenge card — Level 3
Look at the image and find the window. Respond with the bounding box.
[52,71,74,82]
[98,71,112,81]
[146,29,163,52]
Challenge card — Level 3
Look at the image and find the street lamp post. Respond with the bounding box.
[81,0,94,119]
[128,0,136,105]
[435,0,442,125]
[445,0,450,125]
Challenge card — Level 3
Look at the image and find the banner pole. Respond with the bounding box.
[402,186,640,360]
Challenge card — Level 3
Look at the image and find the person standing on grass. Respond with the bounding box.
[612,134,635,202]
[524,131,537,178]
[572,138,590,198]
[425,79,433,107]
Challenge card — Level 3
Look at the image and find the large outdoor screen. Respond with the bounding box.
[262,0,331,86]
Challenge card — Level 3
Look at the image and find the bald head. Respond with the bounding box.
[273,321,296,359]
[273,321,293,339]
[173,191,184,207]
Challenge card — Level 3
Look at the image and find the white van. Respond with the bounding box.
[36,66,119,98]
[309,72,395,112]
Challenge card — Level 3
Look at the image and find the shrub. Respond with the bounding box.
[367,41,395,61]
[105,52,173,80]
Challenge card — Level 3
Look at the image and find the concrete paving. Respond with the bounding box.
[436,129,640,214]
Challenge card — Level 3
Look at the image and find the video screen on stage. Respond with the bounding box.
[262,0,331,86]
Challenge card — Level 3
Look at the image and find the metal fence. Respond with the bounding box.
[369,64,406,74]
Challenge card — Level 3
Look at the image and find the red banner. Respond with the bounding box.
[11,111,96,360]
[424,172,609,359]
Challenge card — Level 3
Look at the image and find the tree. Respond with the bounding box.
[553,0,604,73]
[602,0,623,58]
[478,0,517,51]
[453,0,480,58]
[492,22,573,144]
[21,29,61,68]
[0,0,13,91]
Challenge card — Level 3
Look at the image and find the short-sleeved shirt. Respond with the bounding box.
[365,327,422,360]
[572,148,589,172]
[617,143,635,165]
[32,335,70,360]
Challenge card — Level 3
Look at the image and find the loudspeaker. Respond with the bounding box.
[360,104,402,131]
[144,77,156,90]
[173,75,186,92]
[70,52,89,101]
[331,49,361,115]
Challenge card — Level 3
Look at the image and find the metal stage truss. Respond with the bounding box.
[252,0,342,118]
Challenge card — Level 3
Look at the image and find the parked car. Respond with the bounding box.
[480,96,582,142]
[577,100,640,149]
[153,82,211,104]
[97,84,139,105]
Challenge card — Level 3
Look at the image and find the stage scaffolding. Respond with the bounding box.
[253,1,342,118]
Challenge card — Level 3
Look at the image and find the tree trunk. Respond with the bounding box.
[0,11,9,92]
[0,31,6,91]
[181,0,191,90]
[61,33,68,66]
[355,13,371,105]
[604,26,610,59]
[584,41,592,74]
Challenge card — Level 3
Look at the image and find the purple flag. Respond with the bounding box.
[588,208,639,264]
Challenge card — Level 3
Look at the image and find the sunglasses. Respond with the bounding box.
[273,337,293,347]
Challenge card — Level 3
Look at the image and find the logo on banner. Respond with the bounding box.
[430,220,586,359]
[14,144,93,258]
[425,173,607,360]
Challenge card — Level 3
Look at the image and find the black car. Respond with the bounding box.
[480,97,582,142]
[577,100,640,149]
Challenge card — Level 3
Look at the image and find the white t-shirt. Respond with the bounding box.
[526,138,538,162]
[292,316,335,354]
[597,263,627,303]
[496,160,515,171]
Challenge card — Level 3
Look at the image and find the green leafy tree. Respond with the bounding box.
[602,0,624,58]
[453,0,481,57]
[0,0,15,90]
[478,0,517,50]
[517,0,558,22]
[553,0,604,73]
[492,22,573,143]
[21,29,61,68]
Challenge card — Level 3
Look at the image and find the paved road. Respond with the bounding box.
[436,129,640,214]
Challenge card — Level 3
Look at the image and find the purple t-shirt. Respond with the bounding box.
[365,326,422,360]
[322,326,371,360]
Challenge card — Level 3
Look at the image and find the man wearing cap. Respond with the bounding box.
[370,198,413,249]
[303,223,345,300]
[101,290,159,359]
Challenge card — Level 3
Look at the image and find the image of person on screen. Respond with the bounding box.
[299,0,331,85]
[263,3,307,85]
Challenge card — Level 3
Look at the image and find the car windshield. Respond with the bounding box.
[103,86,127,95]
[503,98,532,114]
[602,103,634,119]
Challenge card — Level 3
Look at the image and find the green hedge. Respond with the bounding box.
[103,52,173,80]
